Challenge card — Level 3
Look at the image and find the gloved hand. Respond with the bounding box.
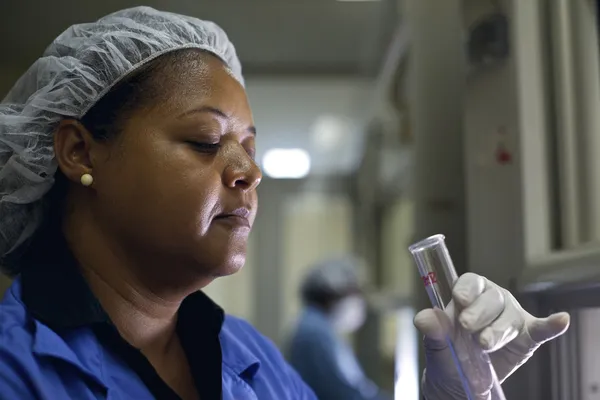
[413,272,570,400]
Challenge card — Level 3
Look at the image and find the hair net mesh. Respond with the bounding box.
[300,256,366,300]
[0,6,244,259]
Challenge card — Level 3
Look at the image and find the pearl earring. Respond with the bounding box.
[80,173,94,187]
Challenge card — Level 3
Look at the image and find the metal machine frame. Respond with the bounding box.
[517,248,600,400]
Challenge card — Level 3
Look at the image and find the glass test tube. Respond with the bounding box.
[409,234,506,400]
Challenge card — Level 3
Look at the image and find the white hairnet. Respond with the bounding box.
[300,256,366,299]
[0,6,243,258]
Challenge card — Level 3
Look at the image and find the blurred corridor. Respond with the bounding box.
[2,0,600,399]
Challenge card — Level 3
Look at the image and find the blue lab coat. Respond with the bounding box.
[0,275,316,399]
[288,307,391,400]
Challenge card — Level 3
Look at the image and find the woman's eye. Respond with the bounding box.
[187,141,221,153]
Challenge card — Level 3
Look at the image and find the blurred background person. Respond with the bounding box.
[287,256,392,400]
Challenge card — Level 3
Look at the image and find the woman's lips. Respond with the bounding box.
[213,208,251,229]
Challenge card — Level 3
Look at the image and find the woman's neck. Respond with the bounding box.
[80,262,180,352]
[62,208,194,353]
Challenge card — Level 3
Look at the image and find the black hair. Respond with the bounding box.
[2,49,210,276]
[301,284,361,312]
[301,288,343,311]
[79,56,174,141]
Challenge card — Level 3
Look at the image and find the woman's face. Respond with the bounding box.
[86,54,261,281]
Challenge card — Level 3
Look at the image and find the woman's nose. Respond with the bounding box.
[223,149,262,192]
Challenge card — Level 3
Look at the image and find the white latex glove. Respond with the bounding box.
[413,272,570,400]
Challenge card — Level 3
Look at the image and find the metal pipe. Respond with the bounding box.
[571,0,600,242]
[550,0,582,247]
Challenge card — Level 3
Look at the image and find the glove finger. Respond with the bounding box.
[459,284,505,333]
[453,272,487,309]
[477,302,522,352]
[414,307,454,349]
[528,312,570,343]
[414,308,445,343]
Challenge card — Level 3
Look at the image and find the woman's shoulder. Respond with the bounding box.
[220,315,316,399]
[0,279,34,339]
[221,315,282,361]
[0,279,48,397]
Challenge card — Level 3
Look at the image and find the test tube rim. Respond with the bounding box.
[408,234,446,254]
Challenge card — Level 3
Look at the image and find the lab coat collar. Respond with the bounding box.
[19,227,109,330]
[220,317,261,379]
[32,319,107,389]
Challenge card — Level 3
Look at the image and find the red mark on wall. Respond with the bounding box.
[495,126,512,165]
[421,272,438,287]
[495,143,512,164]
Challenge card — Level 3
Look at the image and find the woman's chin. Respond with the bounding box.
[191,249,246,279]
[213,254,246,277]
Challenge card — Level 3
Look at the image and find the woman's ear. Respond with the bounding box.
[53,119,97,184]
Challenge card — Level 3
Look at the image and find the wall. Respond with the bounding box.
[463,0,571,397]
[401,0,552,395]
[203,234,257,322]
[245,77,372,176]
[380,198,419,398]
[464,0,556,280]
[401,0,467,382]
[464,61,526,284]
[402,0,467,273]
[251,177,355,343]
[465,0,600,279]
[579,308,600,400]
[381,198,415,298]
[281,191,354,331]
[0,66,27,99]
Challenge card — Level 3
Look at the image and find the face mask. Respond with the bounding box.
[330,295,367,333]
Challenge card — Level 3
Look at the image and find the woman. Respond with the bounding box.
[0,6,570,400]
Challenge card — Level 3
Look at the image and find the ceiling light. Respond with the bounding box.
[262,148,311,179]
[311,115,347,151]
